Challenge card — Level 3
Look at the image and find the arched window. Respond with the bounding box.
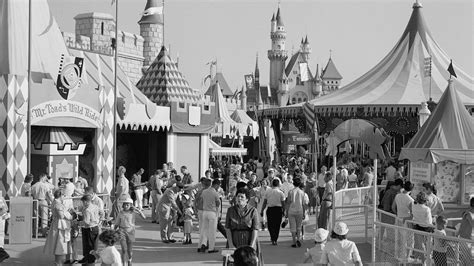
[292,98,296,104]
[101,22,104,35]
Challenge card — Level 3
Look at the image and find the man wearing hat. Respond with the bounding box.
[31,174,54,237]
[321,222,362,265]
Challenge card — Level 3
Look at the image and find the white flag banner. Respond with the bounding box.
[299,62,309,82]
[142,6,163,16]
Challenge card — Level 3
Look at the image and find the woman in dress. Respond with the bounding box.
[256,159,264,181]
[44,189,74,265]
[225,188,261,262]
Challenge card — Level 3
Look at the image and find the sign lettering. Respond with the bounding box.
[31,100,102,128]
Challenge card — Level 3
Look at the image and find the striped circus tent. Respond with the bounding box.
[137,46,202,106]
[307,1,474,108]
[400,80,474,164]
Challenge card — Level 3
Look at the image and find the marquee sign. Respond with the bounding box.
[31,100,102,128]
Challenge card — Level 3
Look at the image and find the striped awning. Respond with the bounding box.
[209,139,247,156]
[32,127,75,150]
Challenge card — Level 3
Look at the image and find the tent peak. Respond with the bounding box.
[413,0,422,8]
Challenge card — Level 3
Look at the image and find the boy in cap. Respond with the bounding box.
[304,228,329,265]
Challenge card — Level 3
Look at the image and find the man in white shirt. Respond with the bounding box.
[199,179,221,253]
[280,172,294,198]
[261,179,286,245]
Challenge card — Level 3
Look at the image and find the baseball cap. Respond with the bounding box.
[333,221,349,236]
[314,228,329,242]
[118,195,133,204]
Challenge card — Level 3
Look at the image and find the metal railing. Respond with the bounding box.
[374,221,474,265]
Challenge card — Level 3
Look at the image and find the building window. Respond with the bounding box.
[292,98,296,104]
[101,22,104,35]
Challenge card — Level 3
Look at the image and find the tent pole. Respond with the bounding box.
[27,0,32,179]
[331,154,337,229]
[372,158,378,263]
[112,0,119,194]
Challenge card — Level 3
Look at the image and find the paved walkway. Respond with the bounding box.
[3,205,372,265]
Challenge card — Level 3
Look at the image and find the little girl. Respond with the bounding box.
[114,195,146,266]
[304,228,329,265]
[182,194,195,245]
[91,229,122,266]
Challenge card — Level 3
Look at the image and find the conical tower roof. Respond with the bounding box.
[321,58,342,80]
[276,6,284,26]
[136,46,202,106]
[400,79,474,164]
[308,1,474,107]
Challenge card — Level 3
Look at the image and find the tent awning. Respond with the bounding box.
[209,139,247,156]
[231,110,259,139]
[399,148,474,164]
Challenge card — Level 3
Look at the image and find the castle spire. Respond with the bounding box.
[276,4,284,26]
[255,53,260,77]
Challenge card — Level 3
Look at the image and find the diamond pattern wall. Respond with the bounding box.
[0,75,28,196]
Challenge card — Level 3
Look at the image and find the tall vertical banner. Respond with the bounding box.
[244,74,254,90]
[299,62,309,82]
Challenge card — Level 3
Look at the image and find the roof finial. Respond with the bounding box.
[413,0,422,8]
[329,49,332,59]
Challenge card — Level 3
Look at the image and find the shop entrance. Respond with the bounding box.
[117,129,167,181]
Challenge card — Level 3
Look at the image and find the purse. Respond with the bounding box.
[281,218,288,228]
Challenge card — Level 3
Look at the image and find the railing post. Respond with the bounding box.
[365,206,368,243]
[371,158,378,264]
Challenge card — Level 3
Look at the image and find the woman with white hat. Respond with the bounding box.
[321,222,362,265]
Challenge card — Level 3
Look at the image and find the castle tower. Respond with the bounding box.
[139,0,164,72]
[301,35,311,62]
[268,5,288,90]
[313,64,322,96]
[74,12,115,53]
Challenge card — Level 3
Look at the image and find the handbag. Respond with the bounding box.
[281,218,288,228]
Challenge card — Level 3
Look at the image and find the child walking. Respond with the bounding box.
[433,216,447,266]
[91,229,122,266]
[182,194,195,245]
[304,228,329,265]
[114,195,146,266]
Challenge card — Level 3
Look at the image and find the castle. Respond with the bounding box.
[62,0,164,85]
[244,5,343,110]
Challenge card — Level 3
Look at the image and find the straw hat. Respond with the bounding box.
[314,228,329,242]
[118,195,133,204]
[333,221,349,236]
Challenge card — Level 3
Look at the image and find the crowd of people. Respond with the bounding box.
[0,155,471,265]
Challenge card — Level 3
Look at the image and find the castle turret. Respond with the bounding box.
[268,5,288,91]
[139,0,164,72]
[312,64,322,95]
[254,53,260,90]
[270,13,277,33]
[301,35,311,63]
[321,55,343,93]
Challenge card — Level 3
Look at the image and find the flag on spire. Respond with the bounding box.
[447,60,457,78]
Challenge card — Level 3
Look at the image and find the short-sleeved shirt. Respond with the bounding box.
[393,193,414,218]
[412,204,432,225]
[426,194,444,216]
[385,166,396,181]
[225,205,258,231]
[182,173,193,185]
[305,244,325,265]
[287,187,309,215]
[264,187,285,207]
[280,182,294,198]
[83,204,102,228]
[321,239,361,266]
[317,173,327,188]
[116,176,129,197]
[201,187,220,212]
[322,181,334,202]
[115,210,136,229]
[31,181,53,200]
[91,195,105,212]
[99,246,122,266]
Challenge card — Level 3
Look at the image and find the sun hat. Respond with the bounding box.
[118,195,133,204]
[314,228,329,242]
[333,221,349,236]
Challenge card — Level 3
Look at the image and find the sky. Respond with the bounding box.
[49,0,473,93]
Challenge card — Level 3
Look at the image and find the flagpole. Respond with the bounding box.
[112,0,119,195]
[27,0,32,177]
